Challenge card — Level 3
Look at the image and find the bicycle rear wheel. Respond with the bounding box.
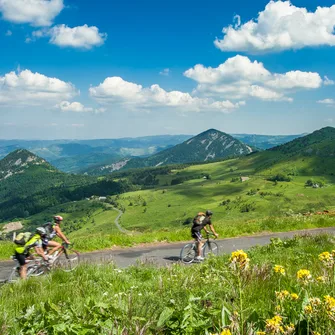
[203,241,219,257]
[180,244,196,264]
[8,267,20,283]
[54,249,80,272]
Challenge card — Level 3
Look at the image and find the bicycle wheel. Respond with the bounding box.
[8,267,20,283]
[28,263,49,277]
[180,244,196,264]
[54,249,80,272]
[203,241,219,257]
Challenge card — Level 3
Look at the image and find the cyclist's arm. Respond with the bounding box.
[54,226,70,244]
[209,224,219,237]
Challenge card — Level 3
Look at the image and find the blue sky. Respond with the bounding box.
[0,0,335,139]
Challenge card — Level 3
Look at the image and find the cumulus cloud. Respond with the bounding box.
[56,101,106,113]
[215,1,335,53]
[0,0,63,27]
[33,24,107,49]
[324,76,335,86]
[89,77,244,113]
[184,55,325,102]
[317,98,335,104]
[0,69,77,106]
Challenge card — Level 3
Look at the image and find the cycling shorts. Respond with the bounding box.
[14,252,27,266]
[191,231,202,242]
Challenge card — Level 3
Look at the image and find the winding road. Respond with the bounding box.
[1,227,335,282]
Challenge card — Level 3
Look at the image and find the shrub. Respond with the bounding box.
[267,174,292,182]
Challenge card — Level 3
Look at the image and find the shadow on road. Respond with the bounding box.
[163,256,180,262]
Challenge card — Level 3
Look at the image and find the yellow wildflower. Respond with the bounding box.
[284,323,295,334]
[256,332,266,335]
[265,315,283,332]
[275,305,281,312]
[324,295,335,315]
[312,332,321,335]
[220,330,232,335]
[290,293,299,301]
[275,290,290,300]
[273,265,285,275]
[304,305,313,315]
[319,251,334,268]
[230,250,250,270]
[316,276,326,283]
[297,269,312,284]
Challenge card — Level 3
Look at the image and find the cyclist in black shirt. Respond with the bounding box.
[191,210,218,261]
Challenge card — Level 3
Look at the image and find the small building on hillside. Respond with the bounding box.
[240,176,250,182]
[98,196,107,201]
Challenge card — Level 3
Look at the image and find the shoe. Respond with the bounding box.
[195,256,204,261]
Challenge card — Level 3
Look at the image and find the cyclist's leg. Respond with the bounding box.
[192,231,203,257]
[15,252,27,279]
[47,240,62,256]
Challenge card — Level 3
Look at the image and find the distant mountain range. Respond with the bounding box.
[0,132,303,173]
[84,129,253,175]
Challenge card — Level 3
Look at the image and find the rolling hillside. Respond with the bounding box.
[0,149,132,221]
[85,129,253,175]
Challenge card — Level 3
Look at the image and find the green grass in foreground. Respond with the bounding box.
[1,234,335,334]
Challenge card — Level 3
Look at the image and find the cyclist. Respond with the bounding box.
[191,210,218,261]
[14,227,49,279]
[43,215,71,259]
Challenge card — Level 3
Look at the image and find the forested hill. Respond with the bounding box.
[0,149,133,221]
[85,129,253,175]
[270,127,335,156]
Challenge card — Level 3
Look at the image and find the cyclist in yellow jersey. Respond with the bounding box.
[14,227,49,279]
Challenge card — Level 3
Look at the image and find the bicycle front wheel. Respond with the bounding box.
[180,244,196,264]
[54,249,80,272]
[203,241,219,257]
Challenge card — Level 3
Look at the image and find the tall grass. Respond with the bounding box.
[1,234,335,334]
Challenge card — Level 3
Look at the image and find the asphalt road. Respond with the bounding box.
[1,227,334,282]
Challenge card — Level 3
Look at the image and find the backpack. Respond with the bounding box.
[193,212,206,226]
[14,232,32,245]
[43,222,53,235]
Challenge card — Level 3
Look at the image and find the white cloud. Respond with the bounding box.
[159,68,170,76]
[214,1,335,53]
[90,77,243,113]
[56,101,106,113]
[0,69,77,106]
[325,118,333,123]
[5,30,12,36]
[40,24,107,49]
[185,55,325,102]
[324,76,335,86]
[317,98,335,104]
[0,0,63,27]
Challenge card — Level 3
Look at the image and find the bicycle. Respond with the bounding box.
[8,243,80,282]
[180,233,219,264]
[42,242,80,273]
[7,257,46,283]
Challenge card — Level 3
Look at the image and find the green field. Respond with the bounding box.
[1,150,335,260]
[1,234,335,334]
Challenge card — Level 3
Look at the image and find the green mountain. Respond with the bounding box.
[0,149,132,221]
[270,127,335,156]
[85,129,253,175]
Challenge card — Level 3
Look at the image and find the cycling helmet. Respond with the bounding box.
[36,227,47,236]
[54,215,63,222]
[206,210,213,216]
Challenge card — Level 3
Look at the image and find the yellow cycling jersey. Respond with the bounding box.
[15,234,43,255]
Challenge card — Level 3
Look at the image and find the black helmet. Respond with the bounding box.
[206,210,213,216]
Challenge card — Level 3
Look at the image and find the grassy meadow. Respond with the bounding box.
[1,234,335,334]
